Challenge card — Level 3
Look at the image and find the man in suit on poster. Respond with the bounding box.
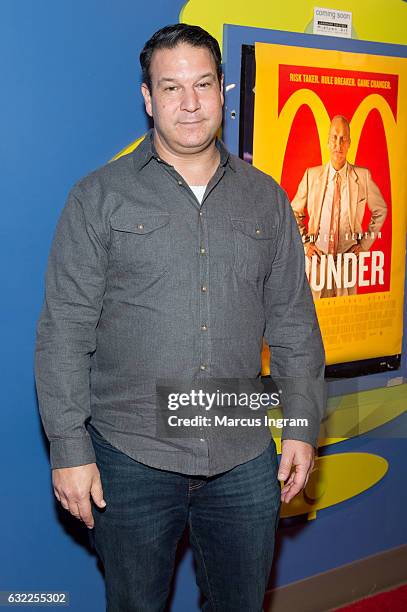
[291,115,388,299]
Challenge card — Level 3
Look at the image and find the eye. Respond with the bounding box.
[165,85,179,92]
[197,82,211,89]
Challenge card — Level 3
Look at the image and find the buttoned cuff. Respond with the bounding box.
[281,426,320,450]
[50,434,96,469]
[273,376,326,449]
[281,404,321,449]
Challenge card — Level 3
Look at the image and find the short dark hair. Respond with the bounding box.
[140,23,222,91]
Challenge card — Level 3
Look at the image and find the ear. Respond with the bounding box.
[141,83,153,118]
[220,73,224,106]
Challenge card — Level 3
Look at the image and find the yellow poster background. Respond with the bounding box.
[254,43,407,365]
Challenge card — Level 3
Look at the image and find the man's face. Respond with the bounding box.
[328,119,351,170]
[141,43,224,155]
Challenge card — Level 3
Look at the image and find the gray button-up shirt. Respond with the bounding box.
[35,130,325,475]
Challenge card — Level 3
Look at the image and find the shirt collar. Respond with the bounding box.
[329,161,348,181]
[132,128,236,172]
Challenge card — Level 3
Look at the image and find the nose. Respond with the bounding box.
[330,136,347,150]
[180,87,201,113]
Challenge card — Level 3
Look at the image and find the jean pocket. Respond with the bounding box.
[87,422,114,450]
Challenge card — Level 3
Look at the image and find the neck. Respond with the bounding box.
[153,130,220,185]
[332,160,346,172]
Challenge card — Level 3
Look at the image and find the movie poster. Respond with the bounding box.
[253,42,407,365]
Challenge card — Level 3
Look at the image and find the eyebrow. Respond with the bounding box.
[195,73,216,81]
[157,73,216,86]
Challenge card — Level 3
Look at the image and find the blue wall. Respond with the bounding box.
[1,2,200,610]
[1,2,406,610]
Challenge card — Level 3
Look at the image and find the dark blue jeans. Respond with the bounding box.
[88,424,281,612]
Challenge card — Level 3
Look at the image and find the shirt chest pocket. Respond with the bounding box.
[231,218,275,281]
[109,210,171,277]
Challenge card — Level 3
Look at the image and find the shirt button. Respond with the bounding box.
[200,247,206,255]
[178,180,183,186]
[201,285,207,293]
[137,223,144,230]
[200,438,205,442]
[200,364,207,370]
[255,228,261,235]
[199,211,203,216]
[201,324,208,331]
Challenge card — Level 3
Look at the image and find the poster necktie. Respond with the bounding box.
[328,172,341,255]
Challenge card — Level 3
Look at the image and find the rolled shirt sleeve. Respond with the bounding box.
[35,187,108,468]
[263,189,326,448]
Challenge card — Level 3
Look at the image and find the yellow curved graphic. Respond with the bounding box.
[280,452,388,519]
[180,0,407,47]
[111,134,145,161]
[348,94,397,164]
[269,382,407,454]
[272,89,331,181]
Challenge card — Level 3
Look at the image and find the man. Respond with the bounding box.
[35,24,325,611]
[291,115,387,299]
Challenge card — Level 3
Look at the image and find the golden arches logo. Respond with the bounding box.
[257,90,397,184]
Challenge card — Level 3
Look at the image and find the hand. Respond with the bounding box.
[348,244,362,257]
[305,244,323,261]
[278,440,315,504]
[52,463,106,529]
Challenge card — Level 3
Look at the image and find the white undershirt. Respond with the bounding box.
[189,185,207,205]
